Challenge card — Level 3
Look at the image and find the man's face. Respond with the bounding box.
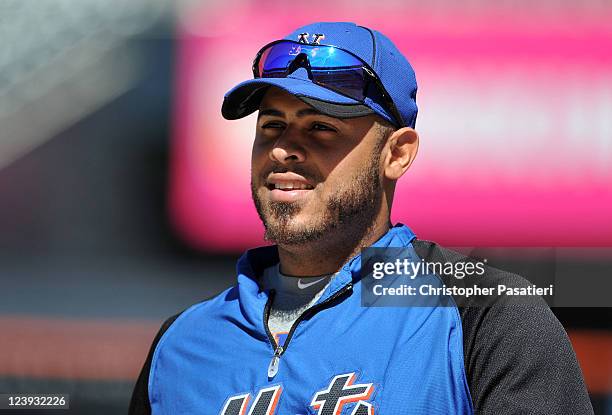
[251,87,388,245]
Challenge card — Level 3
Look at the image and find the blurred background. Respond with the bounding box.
[0,0,611,413]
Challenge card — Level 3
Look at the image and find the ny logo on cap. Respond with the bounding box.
[297,32,325,45]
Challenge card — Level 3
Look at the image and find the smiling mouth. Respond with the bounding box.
[266,182,314,191]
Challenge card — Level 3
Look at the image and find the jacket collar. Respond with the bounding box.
[236,223,416,308]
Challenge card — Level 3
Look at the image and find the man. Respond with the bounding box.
[130,22,593,414]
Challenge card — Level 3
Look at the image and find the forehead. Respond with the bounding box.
[257,86,381,135]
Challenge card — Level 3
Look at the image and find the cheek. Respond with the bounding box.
[321,156,363,186]
[250,147,268,181]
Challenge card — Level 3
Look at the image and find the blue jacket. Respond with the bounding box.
[147,224,473,414]
[131,224,593,414]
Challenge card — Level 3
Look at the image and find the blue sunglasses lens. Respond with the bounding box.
[258,42,367,100]
[259,42,363,71]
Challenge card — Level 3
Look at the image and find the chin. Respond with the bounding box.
[263,214,328,245]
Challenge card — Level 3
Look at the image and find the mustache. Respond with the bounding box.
[261,165,323,183]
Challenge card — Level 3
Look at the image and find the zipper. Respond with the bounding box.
[267,344,283,378]
[264,282,353,378]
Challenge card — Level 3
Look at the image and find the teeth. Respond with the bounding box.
[273,181,312,190]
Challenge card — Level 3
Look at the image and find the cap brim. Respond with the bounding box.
[221,77,374,120]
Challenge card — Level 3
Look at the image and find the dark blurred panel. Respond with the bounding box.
[0,37,172,257]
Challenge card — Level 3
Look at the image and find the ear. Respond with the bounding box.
[384,127,419,180]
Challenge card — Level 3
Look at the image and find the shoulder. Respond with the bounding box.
[155,285,240,347]
[411,239,594,414]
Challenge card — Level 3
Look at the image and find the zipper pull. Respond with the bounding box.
[267,345,283,378]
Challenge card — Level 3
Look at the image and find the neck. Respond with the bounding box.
[276,215,392,277]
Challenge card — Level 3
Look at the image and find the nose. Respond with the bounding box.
[269,131,306,164]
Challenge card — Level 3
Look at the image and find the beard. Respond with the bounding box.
[251,151,383,246]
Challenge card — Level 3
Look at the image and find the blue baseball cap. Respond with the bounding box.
[221,22,418,128]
